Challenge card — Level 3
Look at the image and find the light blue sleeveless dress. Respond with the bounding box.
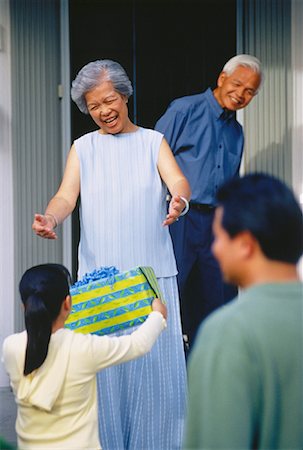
[74,127,187,450]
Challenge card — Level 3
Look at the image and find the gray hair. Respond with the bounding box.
[71,59,133,114]
[222,54,264,89]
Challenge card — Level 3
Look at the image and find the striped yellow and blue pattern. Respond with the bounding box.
[65,266,162,335]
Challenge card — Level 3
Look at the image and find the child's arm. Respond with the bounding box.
[86,299,167,371]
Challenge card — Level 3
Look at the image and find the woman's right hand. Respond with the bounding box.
[151,298,167,320]
[32,213,58,239]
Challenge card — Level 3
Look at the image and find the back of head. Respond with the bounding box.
[71,59,133,114]
[20,263,71,375]
[216,173,303,264]
[223,54,263,88]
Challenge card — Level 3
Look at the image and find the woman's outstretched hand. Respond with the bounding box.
[151,297,167,319]
[162,195,187,226]
[32,213,58,239]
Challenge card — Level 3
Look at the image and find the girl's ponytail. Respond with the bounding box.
[23,293,52,375]
[19,264,71,376]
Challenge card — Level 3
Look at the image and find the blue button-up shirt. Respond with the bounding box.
[155,88,244,205]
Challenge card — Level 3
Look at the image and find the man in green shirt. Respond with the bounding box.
[184,173,303,449]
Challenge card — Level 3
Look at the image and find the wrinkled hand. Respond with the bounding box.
[32,214,58,239]
[151,297,167,319]
[162,195,186,226]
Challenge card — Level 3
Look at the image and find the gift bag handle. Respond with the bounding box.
[139,266,165,303]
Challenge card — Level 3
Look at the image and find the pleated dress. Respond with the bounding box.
[74,127,187,450]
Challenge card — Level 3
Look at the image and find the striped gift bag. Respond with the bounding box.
[65,266,164,335]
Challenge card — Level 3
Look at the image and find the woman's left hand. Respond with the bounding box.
[162,195,186,226]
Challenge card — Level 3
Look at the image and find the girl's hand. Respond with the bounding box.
[151,297,167,319]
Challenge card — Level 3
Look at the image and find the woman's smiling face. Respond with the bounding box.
[85,81,130,134]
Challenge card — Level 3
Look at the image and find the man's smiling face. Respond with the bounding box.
[214,65,261,112]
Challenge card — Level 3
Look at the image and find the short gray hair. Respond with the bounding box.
[222,54,264,89]
[71,59,133,114]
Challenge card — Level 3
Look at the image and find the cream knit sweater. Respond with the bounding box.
[2,311,166,449]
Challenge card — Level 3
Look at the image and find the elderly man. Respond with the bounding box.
[184,173,303,449]
[155,54,263,348]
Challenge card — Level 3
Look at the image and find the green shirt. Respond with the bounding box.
[0,436,16,450]
[184,282,303,449]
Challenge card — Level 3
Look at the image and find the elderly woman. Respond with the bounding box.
[32,59,190,450]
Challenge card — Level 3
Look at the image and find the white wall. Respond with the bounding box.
[291,0,303,279]
[0,0,14,387]
[237,0,303,279]
[60,0,72,272]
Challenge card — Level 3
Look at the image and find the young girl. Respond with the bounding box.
[2,264,167,450]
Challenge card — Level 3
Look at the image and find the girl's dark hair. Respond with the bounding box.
[19,264,71,375]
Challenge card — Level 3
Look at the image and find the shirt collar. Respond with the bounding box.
[205,87,235,122]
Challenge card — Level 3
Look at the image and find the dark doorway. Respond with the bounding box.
[69,0,237,277]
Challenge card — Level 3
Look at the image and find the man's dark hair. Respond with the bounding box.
[216,173,303,264]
